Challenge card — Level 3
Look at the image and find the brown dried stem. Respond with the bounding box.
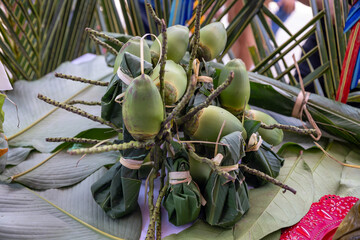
[175,71,234,126]
[239,164,297,194]
[55,73,109,86]
[37,94,120,131]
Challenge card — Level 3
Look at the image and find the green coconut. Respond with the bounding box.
[218,59,250,114]
[122,74,164,141]
[194,22,227,61]
[184,105,247,142]
[150,25,189,64]
[189,153,212,187]
[247,109,284,146]
[150,60,187,105]
[113,37,152,74]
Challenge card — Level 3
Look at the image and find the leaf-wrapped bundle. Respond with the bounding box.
[204,132,250,228]
[163,142,202,226]
[91,128,149,218]
[243,139,284,187]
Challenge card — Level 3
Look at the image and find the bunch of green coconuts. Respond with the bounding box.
[116,22,283,147]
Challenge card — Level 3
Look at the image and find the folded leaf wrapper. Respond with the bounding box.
[163,142,202,226]
[204,131,250,228]
[333,200,360,240]
[119,52,152,78]
[91,128,149,218]
[243,137,284,187]
[101,74,123,128]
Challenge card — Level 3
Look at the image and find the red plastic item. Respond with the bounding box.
[280,195,359,240]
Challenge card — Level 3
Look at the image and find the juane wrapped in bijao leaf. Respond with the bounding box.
[163,142,202,226]
[203,131,250,228]
[91,127,149,218]
[241,120,284,187]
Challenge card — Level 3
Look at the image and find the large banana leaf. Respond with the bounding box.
[278,141,355,200]
[3,56,114,153]
[336,149,360,197]
[2,150,119,190]
[234,154,313,239]
[0,168,142,240]
[7,147,32,166]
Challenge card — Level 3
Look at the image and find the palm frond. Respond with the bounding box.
[0,0,99,81]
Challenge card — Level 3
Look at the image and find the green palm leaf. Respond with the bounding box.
[0,0,100,81]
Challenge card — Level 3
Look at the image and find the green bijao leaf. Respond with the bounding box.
[204,131,249,228]
[91,127,149,219]
[101,74,123,128]
[278,140,356,200]
[91,161,142,219]
[164,220,233,240]
[336,149,360,198]
[6,147,32,166]
[3,56,114,153]
[234,153,314,240]
[243,120,261,139]
[120,52,153,78]
[1,150,119,190]
[242,140,284,187]
[163,143,201,226]
[261,230,281,240]
[0,168,141,240]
